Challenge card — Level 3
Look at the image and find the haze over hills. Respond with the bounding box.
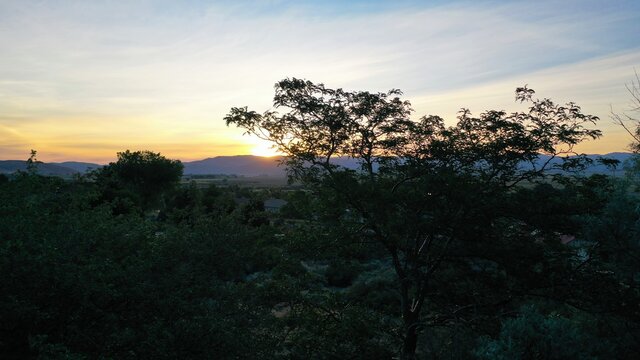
[53,162,103,173]
[0,161,82,176]
[0,153,636,177]
[0,156,288,177]
[183,155,286,176]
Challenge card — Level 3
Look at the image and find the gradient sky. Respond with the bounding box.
[1,0,639,163]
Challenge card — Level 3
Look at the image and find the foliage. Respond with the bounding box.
[475,305,607,360]
[4,77,640,359]
[93,150,183,211]
[0,174,279,359]
[325,259,363,287]
[226,78,601,359]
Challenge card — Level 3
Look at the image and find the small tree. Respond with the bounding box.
[25,149,39,175]
[226,78,600,359]
[94,150,183,211]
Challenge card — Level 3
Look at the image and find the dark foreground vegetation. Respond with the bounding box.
[2,80,640,359]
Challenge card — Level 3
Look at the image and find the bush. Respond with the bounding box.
[325,260,362,288]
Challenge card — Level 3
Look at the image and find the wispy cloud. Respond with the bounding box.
[410,50,640,153]
[0,0,638,161]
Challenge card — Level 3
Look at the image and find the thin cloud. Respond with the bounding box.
[0,0,638,161]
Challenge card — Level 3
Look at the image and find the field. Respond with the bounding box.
[182,174,290,188]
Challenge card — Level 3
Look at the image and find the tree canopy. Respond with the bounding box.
[226,78,602,359]
[93,150,183,211]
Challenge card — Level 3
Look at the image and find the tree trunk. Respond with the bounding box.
[394,251,426,359]
[400,283,430,359]
[401,289,421,360]
[401,319,419,360]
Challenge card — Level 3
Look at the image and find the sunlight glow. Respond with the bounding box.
[249,139,281,157]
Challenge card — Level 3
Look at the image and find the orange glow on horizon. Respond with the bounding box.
[1,128,631,164]
[249,138,282,158]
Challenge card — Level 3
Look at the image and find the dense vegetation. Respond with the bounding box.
[1,82,640,359]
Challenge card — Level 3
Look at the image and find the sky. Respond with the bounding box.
[1,0,639,163]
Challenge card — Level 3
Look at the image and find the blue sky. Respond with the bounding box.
[0,0,639,162]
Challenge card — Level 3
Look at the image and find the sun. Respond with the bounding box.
[250,139,281,157]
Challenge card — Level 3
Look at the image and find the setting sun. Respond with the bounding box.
[249,139,281,157]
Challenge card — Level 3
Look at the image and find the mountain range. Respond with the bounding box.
[0,161,105,177]
[0,153,635,177]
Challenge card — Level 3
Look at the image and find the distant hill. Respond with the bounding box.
[181,155,367,176]
[183,156,287,176]
[582,152,634,174]
[0,153,635,177]
[0,161,79,176]
[528,152,633,175]
[183,153,635,176]
[51,162,103,173]
[182,153,636,176]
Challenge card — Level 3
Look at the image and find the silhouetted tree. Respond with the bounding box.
[25,149,39,175]
[93,150,183,211]
[226,78,601,359]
